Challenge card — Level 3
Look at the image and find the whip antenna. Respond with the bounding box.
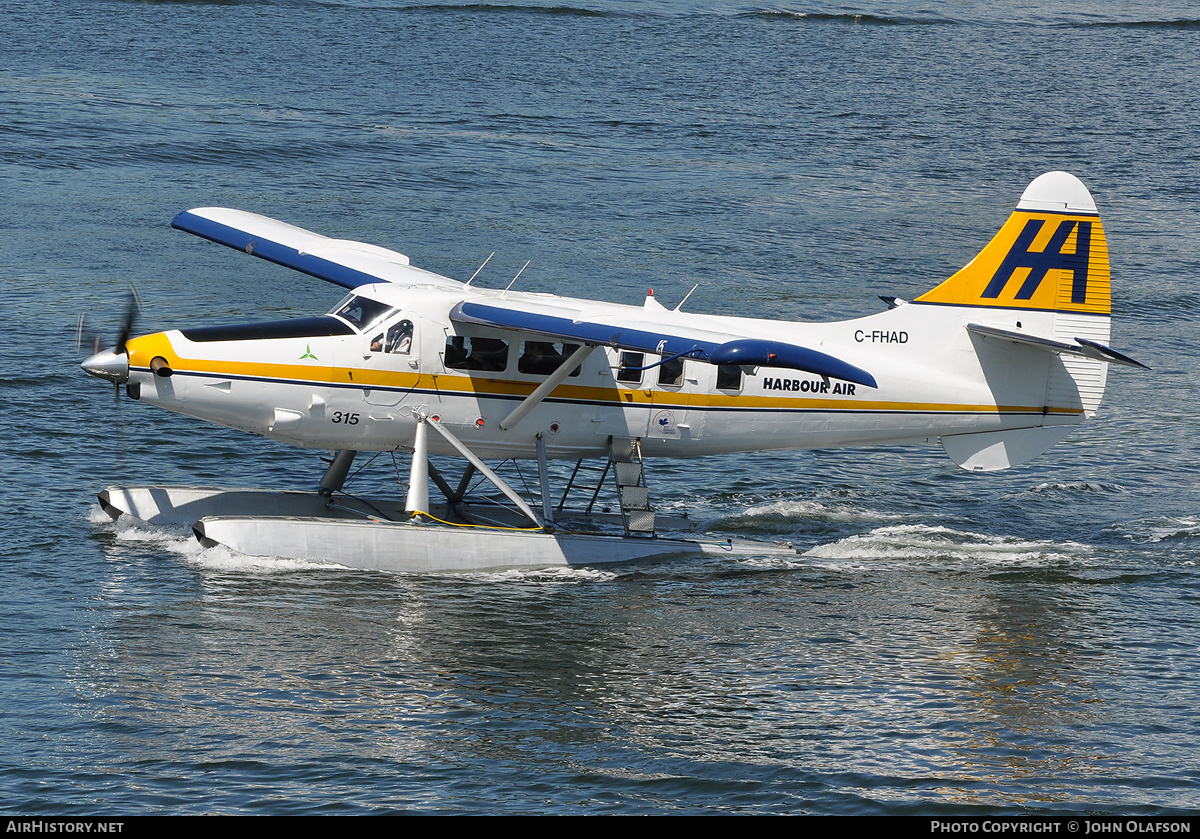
[502,261,530,296]
[675,283,700,311]
[464,252,494,287]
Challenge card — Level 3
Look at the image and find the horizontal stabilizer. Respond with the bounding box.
[942,425,1075,472]
[1073,337,1149,369]
[172,208,461,291]
[967,323,1147,369]
[451,301,877,387]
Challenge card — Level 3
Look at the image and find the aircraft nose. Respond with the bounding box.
[81,348,130,384]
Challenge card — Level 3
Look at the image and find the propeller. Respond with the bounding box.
[75,313,101,356]
[79,285,142,404]
[115,285,141,357]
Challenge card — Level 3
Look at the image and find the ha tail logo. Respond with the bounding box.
[983,218,1091,304]
[915,171,1111,316]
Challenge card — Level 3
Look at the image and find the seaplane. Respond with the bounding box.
[82,171,1144,572]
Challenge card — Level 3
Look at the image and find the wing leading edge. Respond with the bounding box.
[450,300,878,388]
[172,208,462,291]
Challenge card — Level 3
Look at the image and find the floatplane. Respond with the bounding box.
[82,172,1143,572]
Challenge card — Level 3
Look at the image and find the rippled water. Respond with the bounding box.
[3,0,1200,814]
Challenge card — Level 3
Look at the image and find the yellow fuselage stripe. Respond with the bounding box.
[127,335,1081,418]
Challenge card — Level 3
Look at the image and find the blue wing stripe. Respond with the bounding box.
[451,301,877,387]
[451,301,720,358]
[172,210,379,290]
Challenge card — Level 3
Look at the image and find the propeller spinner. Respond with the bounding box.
[80,288,141,393]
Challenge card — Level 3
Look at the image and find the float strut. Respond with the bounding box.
[319,449,357,497]
[425,417,544,529]
[452,463,477,504]
[405,419,430,517]
[536,433,555,526]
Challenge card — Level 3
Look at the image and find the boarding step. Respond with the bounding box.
[609,436,655,536]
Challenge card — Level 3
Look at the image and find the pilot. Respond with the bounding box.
[387,320,413,354]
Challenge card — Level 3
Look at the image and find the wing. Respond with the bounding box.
[451,297,878,387]
[172,208,463,291]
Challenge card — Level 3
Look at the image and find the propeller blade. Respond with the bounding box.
[75,314,102,356]
[114,286,141,357]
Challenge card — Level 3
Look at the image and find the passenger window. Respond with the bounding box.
[519,341,581,377]
[444,336,509,372]
[658,356,684,387]
[716,364,742,391]
[445,336,468,368]
[617,352,643,384]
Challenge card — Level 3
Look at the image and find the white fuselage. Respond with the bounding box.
[123,281,1093,462]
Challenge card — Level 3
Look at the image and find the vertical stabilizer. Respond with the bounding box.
[916,172,1110,317]
[926,173,1123,470]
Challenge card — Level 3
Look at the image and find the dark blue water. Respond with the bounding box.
[3,0,1200,814]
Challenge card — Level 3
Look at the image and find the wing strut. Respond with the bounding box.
[499,344,597,431]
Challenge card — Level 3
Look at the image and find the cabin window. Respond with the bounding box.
[518,341,582,377]
[716,364,742,391]
[444,336,509,372]
[617,352,643,384]
[658,356,684,387]
[331,295,393,332]
[370,319,413,355]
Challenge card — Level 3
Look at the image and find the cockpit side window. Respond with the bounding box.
[387,320,413,354]
[330,295,394,332]
[371,319,414,354]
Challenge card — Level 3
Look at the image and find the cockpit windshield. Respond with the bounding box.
[329,294,394,332]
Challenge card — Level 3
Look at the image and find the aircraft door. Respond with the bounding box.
[601,349,651,439]
[647,354,704,442]
[361,315,419,408]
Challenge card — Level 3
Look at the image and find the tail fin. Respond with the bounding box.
[924,173,1132,472]
[916,171,1110,317]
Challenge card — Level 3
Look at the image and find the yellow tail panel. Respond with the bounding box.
[916,172,1111,316]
